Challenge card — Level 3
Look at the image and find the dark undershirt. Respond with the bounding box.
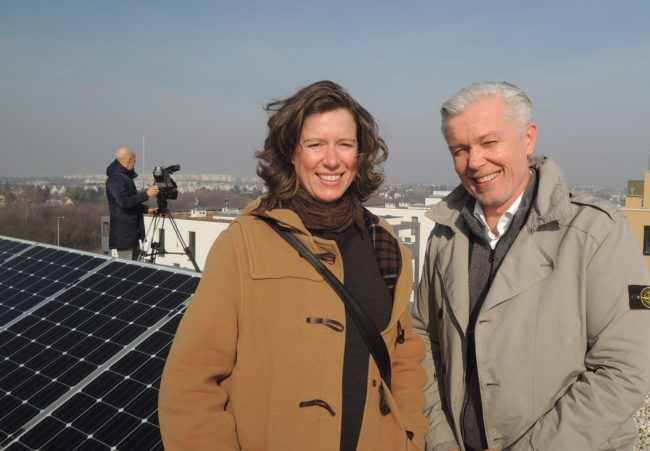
[315,225,392,451]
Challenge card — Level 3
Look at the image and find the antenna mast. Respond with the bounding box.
[142,136,146,189]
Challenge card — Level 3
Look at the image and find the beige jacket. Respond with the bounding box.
[159,201,429,450]
[412,156,650,450]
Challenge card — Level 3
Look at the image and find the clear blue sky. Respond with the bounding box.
[1,1,649,186]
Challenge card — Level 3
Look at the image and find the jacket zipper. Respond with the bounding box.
[461,246,495,444]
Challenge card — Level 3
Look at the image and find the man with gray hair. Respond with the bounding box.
[412,81,650,450]
[105,147,159,260]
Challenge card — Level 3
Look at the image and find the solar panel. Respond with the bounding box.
[0,235,200,449]
[0,237,31,265]
[0,243,105,328]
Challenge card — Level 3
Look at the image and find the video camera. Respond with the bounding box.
[153,164,180,202]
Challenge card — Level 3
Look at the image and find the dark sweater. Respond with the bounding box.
[316,225,392,451]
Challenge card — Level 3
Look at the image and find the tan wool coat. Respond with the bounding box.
[159,201,429,450]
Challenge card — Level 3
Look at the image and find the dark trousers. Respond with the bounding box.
[113,247,140,261]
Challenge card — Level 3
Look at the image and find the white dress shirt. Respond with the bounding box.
[473,192,525,250]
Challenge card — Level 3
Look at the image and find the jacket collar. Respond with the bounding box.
[106,159,138,179]
[245,197,311,235]
[526,155,572,230]
[426,155,572,234]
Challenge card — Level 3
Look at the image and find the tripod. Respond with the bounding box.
[139,197,201,272]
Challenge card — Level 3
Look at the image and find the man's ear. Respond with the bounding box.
[524,122,538,156]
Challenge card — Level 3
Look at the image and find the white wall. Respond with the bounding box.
[142,215,233,271]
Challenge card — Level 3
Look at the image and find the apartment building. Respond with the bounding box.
[623,171,650,273]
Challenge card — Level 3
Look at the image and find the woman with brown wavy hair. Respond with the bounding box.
[159,80,429,450]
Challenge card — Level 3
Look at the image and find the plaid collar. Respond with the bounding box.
[364,210,401,299]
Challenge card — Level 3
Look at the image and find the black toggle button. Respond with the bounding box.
[299,399,336,416]
[315,252,336,264]
[306,317,344,332]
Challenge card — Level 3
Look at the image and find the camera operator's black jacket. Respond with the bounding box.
[105,159,149,250]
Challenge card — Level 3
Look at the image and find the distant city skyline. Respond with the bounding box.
[2,1,649,187]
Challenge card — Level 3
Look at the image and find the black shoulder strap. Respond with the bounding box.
[262,217,391,389]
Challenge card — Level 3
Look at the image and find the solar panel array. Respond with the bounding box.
[0,236,200,450]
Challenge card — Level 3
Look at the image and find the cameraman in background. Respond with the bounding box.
[105,147,158,260]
